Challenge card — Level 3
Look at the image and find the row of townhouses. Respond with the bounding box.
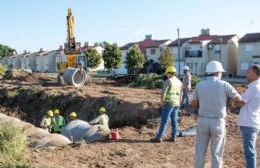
[118,29,260,77]
[0,44,105,73]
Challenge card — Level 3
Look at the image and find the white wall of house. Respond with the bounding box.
[116,49,128,75]
[237,42,260,76]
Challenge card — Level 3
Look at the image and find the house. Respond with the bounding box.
[237,33,260,76]
[119,35,172,74]
[168,29,239,76]
[168,37,191,75]
[207,34,239,77]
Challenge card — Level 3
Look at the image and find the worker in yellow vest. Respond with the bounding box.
[51,109,65,133]
[40,110,54,132]
[151,66,182,143]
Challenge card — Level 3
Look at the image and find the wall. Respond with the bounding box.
[237,42,260,76]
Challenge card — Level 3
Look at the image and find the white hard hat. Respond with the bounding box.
[183,65,189,71]
[206,61,225,73]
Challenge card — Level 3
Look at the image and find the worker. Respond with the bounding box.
[181,65,192,112]
[51,109,66,133]
[89,107,110,131]
[40,110,53,132]
[191,61,241,168]
[238,64,260,168]
[68,112,77,122]
[151,66,182,143]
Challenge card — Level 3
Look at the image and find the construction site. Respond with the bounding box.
[0,69,258,168]
[0,4,259,168]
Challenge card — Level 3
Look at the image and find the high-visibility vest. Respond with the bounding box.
[51,116,65,133]
[165,77,182,106]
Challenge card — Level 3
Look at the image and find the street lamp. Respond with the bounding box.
[219,36,223,63]
[177,28,180,77]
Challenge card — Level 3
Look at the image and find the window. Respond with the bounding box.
[214,45,221,54]
[151,49,156,55]
[194,63,198,75]
[185,50,202,57]
[246,45,254,52]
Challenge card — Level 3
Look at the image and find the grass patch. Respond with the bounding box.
[0,122,31,168]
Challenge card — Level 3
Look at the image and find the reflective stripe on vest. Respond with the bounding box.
[164,78,181,105]
[52,116,64,132]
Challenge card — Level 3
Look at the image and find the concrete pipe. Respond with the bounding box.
[63,68,87,87]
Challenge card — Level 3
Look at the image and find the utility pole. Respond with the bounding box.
[220,36,222,63]
[177,28,180,77]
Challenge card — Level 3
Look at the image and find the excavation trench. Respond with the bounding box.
[0,87,160,129]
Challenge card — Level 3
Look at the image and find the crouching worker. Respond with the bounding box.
[68,112,77,122]
[40,110,53,132]
[51,109,66,133]
[89,107,110,132]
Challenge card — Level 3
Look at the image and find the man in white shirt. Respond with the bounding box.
[238,64,260,168]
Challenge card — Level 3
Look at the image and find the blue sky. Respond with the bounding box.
[0,0,259,53]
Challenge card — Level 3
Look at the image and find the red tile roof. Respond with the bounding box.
[120,39,170,55]
[168,38,191,47]
[191,34,218,42]
[208,34,236,44]
[239,33,260,43]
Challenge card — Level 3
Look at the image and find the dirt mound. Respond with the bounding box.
[0,112,71,148]
[5,69,52,83]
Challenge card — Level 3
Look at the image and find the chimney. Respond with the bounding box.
[145,34,152,40]
[84,42,89,47]
[39,48,44,53]
[201,28,210,35]
[59,45,63,50]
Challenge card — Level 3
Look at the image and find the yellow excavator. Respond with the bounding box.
[57,8,87,87]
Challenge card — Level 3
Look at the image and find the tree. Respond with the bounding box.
[84,48,101,69]
[0,44,16,58]
[125,44,145,75]
[102,42,122,72]
[158,47,175,70]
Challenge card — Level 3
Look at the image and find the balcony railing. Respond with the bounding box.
[185,50,202,57]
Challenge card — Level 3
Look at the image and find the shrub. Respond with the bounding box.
[129,73,165,89]
[191,75,201,87]
[0,64,8,75]
[0,122,31,168]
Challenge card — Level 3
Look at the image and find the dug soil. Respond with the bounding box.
[0,74,259,168]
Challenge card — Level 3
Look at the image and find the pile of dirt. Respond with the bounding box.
[4,69,52,83]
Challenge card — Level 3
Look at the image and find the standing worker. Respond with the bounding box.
[151,66,182,143]
[181,65,192,112]
[192,61,241,168]
[51,109,66,133]
[238,64,260,168]
[40,110,53,132]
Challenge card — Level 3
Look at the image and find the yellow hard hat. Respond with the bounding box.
[54,109,60,115]
[69,112,77,118]
[165,66,176,74]
[99,107,106,113]
[47,110,54,117]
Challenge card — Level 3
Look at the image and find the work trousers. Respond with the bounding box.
[195,117,226,168]
[156,104,179,139]
[240,126,259,168]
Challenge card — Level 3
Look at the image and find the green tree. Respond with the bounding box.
[84,48,101,69]
[125,44,145,75]
[158,47,175,70]
[0,44,16,58]
[102,42,122,72]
